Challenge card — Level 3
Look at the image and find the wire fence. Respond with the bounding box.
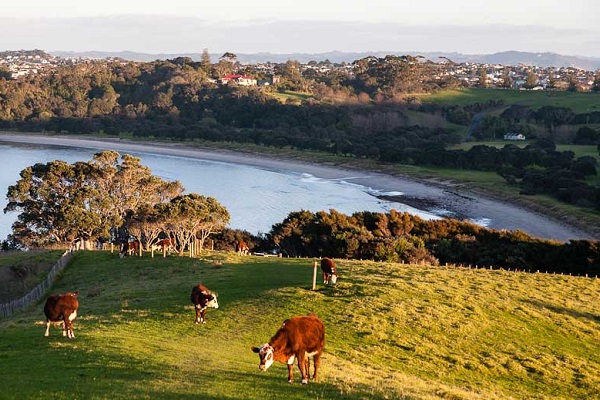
[0,250,74,318]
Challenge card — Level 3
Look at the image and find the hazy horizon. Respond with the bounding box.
[2,1,599,58]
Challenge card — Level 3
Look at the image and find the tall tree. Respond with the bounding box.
[523,70,538,89]
[500,72,514,89]
[478,68,488,88]
[200,48,212,75]
[159,194,229,256]
[592,71,600,92]
[4,152,184,247]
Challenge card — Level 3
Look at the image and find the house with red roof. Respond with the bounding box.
[219,74,257,86]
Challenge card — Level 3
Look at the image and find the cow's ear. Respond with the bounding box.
[251,346,260,353]
[73,291,79,297]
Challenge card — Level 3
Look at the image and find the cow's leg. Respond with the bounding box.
[194,307,201,324]
[62,315,75,339]
[44,320,51,337]
[305,357,311,382]
[200,309,206,324]
[67,311,76,338]
[297,354,309,384]
[62,316,69,337]
[312,352,322,381]
[287,363,294,383]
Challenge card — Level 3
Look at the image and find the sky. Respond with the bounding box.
[2,0,599,57]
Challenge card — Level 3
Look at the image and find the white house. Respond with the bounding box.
[503,132,526,141]
[219,74,257,86]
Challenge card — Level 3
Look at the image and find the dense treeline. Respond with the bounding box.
[0,57,599,210]
[268,209,600,276]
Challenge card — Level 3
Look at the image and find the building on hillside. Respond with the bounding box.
[219,74,257,86]
[503,132,526,141]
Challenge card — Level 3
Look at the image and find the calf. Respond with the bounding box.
[190,284,219,324]
[320,257,338,284]
[43,291,79,339]
[251,314,325,384]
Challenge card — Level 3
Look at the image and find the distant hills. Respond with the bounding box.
[49,50,600,70]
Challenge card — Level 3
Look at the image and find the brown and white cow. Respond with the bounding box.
[119,240,140,258]
[190,284,219,324]
[320,257,339,284]
[251,314,325,384]
[43,291,79,339]
[151,238,175,254]
[237,240,249,256]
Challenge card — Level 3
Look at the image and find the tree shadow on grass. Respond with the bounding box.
[522,298,600,324]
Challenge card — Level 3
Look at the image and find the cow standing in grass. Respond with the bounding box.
[251,314,325,384]
[237,240,249,255]
[320,257,338,284]
[190,284,219,324]
[119,240,140,258]
[43,291,79,339]
[151,238,175,255]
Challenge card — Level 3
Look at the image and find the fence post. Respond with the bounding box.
[312,261,318,291]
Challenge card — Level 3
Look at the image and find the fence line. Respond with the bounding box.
[0,250,74,318]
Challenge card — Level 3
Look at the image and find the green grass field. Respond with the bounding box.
[419,88,600,113]
[1,250,599,399]
[269,90,313,104]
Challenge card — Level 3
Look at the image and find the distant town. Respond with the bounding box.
[1,49,599,92]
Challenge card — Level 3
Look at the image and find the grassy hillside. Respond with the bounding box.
[446,142,600,187]
[0,250,65,302]
[419,88,600,113]
[1,251,599,399]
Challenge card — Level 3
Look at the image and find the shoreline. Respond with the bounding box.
[0,131,596,242]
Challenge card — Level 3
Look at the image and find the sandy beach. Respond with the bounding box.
[0,132,596,242]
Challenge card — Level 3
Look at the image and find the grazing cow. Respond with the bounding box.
[237,240,249,255]
[190,284,219,324]
[119,240,140,258]
[320,257,338,284]
[43,291,79,339]
[151,238,175,254]
[251,314,325,384]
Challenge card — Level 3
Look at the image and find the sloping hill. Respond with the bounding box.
[1,251,599,399]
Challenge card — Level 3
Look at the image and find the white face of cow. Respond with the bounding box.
[206,294,219,309]
[253,344,275,371]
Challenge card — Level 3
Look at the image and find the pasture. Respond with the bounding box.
[1,250,599,399]
[419,88,600,113]
[269,90,313,105]
[447,141,600,163]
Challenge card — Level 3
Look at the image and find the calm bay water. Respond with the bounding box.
[0,142,436,241]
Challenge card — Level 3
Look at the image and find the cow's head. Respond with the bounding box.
[251,343,274,371]
[204,292,219,309]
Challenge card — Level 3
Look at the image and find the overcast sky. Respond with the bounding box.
[2,0,599,57]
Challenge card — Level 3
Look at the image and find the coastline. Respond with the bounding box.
[0,131,597,242]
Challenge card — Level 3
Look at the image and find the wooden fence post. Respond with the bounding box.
[312,261,318,291]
